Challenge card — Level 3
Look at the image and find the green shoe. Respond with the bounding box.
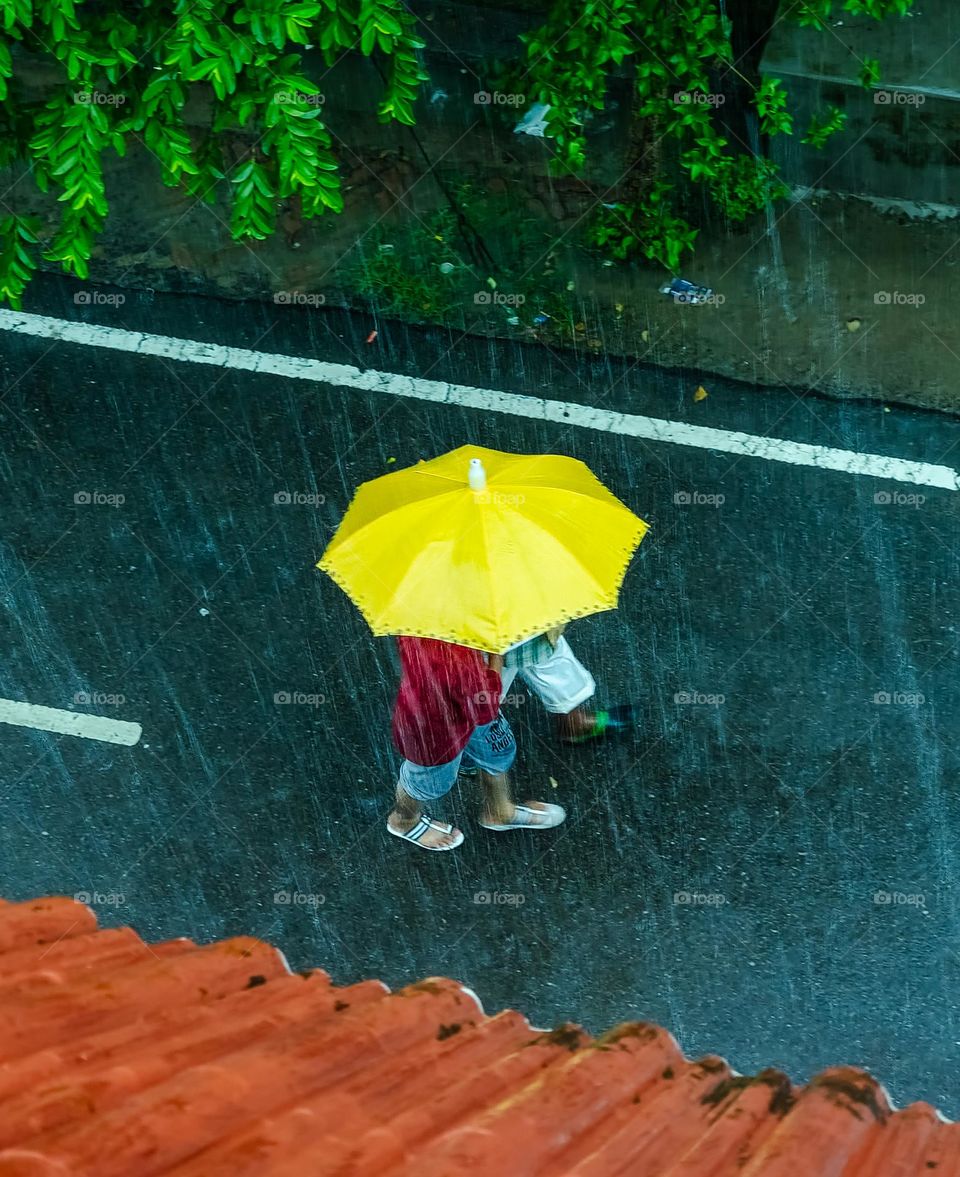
[560,703,641,745]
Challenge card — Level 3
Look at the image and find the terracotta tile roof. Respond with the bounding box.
[0,896,956,1176]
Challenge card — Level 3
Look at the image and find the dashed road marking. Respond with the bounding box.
[0,698,142,746]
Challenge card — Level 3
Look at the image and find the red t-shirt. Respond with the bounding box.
[391,637,502,766]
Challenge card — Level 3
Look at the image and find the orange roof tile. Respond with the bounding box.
[0,895,954,1176]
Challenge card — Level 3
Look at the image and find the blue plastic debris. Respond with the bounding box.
[660,277,713,305]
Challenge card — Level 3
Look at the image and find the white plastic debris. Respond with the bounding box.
[514,102,551,137]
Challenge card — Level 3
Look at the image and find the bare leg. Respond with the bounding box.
[478,769,515,826]
[478,770,558,827]
[388,785,460,848]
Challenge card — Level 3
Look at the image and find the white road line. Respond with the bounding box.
[1,309,956,491]
[0,698,142,746]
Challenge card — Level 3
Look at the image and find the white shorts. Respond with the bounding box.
[500,635,596,715]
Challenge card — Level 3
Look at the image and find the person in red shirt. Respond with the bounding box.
[388,636,566,852]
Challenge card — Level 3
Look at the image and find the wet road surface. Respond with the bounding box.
[2,273,960,1111]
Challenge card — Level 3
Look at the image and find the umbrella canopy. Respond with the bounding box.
[317,444,649,653]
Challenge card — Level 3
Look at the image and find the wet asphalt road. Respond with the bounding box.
[3,273,960,1111]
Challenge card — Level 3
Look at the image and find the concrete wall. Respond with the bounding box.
[760,0,960,208]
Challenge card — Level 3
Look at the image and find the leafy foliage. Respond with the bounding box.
[518,0,914,272]
[755,77,793,136]
[0,0,918,304]
[795,0,913,26]
[802,105,848,148]
[0,213,40,308]
[858,57,880,88]
[0,0,428,304]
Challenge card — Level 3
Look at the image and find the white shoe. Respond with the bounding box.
[480,803,566,831]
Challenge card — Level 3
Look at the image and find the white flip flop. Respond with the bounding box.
[387,815,464,851]
[480,803,566,832]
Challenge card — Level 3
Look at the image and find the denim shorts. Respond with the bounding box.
[399,714,516,803]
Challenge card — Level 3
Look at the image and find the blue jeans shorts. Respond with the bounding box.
[399,714,516,803]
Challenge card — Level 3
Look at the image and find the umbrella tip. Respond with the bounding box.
[468,458,487,491]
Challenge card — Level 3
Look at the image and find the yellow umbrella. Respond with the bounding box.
[317,444,648,653]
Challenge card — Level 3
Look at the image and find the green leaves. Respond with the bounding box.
[230,158,276,240]
[0,214,39,308]
[133,72,202,187]
[519,1,812,267]
[167,9,253,101]
[844,0,914,16]
[259,65,339,210]
[755,76,793,136]
[520,0,908,269]
[792,0,915,24]
[0,36,11,99]
[0,0,435,302]
[587,183,699,272]
[368,2,428,125]
[44,204,100,279]
[710,154,789,221]
[0,0,916,304]
[357,0,423,72]
[1,0,34,35]
[858,57,880,88]
[234,2,324,50]
[636,181,699,272]
[802,105,848,148]
[793,0,832,27]
[29,90,113,276]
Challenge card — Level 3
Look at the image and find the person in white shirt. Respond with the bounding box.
[495,624,640,744]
